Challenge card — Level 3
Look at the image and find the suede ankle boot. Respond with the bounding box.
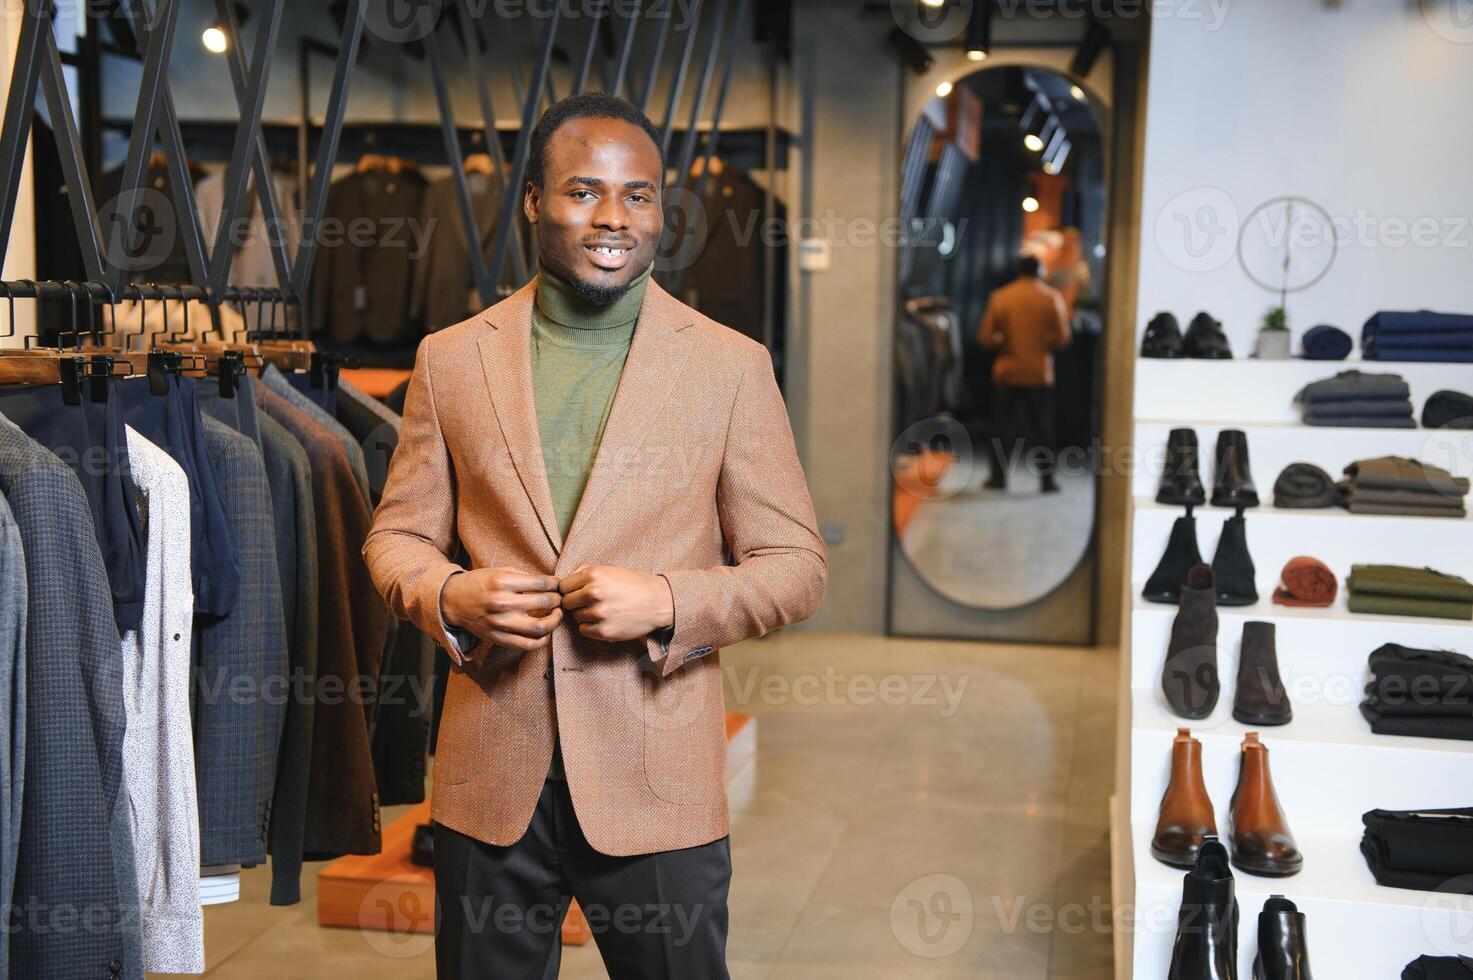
[1167,837,1239,980]
[1153,728,1218,868]
[1229,733,1303,877]
[1212,515,1259,606]
[1212,429,1260,508]
[1234,622,1292,726]
[1159,428,1207,506]
[1145,514,1205,604]
[1163,565,1221,719]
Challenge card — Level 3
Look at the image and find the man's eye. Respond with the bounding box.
[629,194,648,203]
[572,190,594,199]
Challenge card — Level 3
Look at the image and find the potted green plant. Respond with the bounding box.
[1254,306,1291,359]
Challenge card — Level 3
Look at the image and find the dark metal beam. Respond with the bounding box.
[611,0,641,98]
[215,0,293,289]
[487,4,562,291]
[37,25,106,281]
[103,0,181,294]
[0,0,47,273]
[421,11,494,305]
[657,0,705,160]
[457,0,528,286]
[206,0,286,293]
[290,0,368,299]
[635,4,672,115]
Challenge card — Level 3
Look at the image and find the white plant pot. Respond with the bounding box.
[1255,330,1292,359]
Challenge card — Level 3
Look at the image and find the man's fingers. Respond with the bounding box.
[487,590,563,614]
[560,584,598,610]
[487,629,553,653]
[558,566,592,594]
[493,570,561,593]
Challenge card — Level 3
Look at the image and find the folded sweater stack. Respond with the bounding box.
[1360,643,1473,741]
[1364,310,1473,363]
[1293,370,1415,428]
[1336,456,1470,518]
[1347,564,1473,620]
[1361,806,1473,893]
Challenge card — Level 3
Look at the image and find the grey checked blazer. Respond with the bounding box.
[0,490,24,980]
[0,415,144,980]
[196,415,289,867]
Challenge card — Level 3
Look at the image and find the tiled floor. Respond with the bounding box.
[157,630,1118,979]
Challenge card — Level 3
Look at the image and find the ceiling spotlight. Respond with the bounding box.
[1044,136,1071,173]
[1019,92,1053,152]
[919,0,947,7]
[1023,133,1044,152]
[1069,18,1110,79]
[965,0,992,61]
[887,26,935,75]
[1069,84,1086,101]
[1022,196,1040,213]
[936,80,953,97]
[202,3,249,55]
[1042,161,1058,175]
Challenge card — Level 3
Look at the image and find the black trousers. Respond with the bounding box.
[988,384,1057,483]
[434,779,732,980]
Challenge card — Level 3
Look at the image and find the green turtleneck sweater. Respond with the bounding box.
[532,256,652,779]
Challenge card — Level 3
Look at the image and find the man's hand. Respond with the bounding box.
[441,567,564,655]
[559,564,675,643]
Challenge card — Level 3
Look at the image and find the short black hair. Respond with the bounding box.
[1016,254,1042,278]
[527,92,664,190]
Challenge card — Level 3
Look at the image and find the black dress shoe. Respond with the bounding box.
[1252,895,1313,980]
[1186,312,1234,359]
[1159,428,1207,506]
[1234,622,1291,726]
[1212,430,1260,508]
[1163,565,1221,719]
[1143,312,1186,358]
[1168,837,1239,980]
[411,823,434,867]
[1144,514,1205,604]
[1212,515,1259,605]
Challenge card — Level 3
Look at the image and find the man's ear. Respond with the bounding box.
[524,181,540,224]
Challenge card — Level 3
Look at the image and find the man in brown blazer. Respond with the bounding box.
[363,93,827,978]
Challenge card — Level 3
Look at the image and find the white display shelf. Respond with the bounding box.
[1129,693,1473,828]
[1130,501,1473,589]
[1130,824,1473,980]
[1120,357,1473,979]
[1130,421,1473,502]
[1135,358,1473,425]
[1129,594,1473,690]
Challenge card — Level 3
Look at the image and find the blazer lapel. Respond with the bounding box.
[558,278,694,565]
[477,279,563,558]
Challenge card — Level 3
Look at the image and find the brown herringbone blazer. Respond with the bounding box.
[363,274,827,856]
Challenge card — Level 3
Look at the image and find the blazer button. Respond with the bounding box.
[110,959,123,976]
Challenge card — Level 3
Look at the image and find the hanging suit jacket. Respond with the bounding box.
[0,491,24,980]
[363,274,827,857]
[0,416,144,980]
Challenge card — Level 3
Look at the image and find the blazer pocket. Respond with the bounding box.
[641,656,726,805]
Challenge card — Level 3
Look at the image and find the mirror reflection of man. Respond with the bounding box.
[978,254,1071,493]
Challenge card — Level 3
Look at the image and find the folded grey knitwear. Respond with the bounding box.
[1296,370,1411,403]
[1343,486,1467,507]
[1346,500,1466,518]
[1304,398,1415,418]
[1307,414,1418,429]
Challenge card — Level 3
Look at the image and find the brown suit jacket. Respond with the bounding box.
[363,274,827,856]
[978,277,1071,387]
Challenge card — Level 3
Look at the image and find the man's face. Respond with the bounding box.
[525,116,663,305]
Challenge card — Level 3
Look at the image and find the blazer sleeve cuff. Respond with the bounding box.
[642,570,716,679]
[416,563,473,666]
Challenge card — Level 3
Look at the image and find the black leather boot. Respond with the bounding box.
[1252,895,1313,980]
[1186,312,1233,359]
[1159,428,1207,506]
[1234,622,1292,726]
[1163,565,1221,719]
[1168,837,1239,980]
[1144,514,1205,604]
[1212,430,1260,508]
[1143,312,1186,358]
[1212,515,1258,606]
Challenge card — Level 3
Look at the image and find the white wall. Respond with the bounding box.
[1136,0,1473,354]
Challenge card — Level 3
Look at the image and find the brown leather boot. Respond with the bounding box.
[1229,732,1302,877]
[1152,728,1218,869]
